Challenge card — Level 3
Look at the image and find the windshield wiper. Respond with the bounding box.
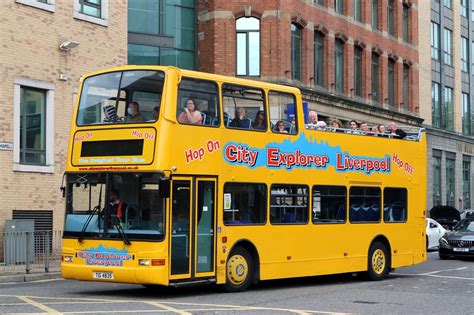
[110,215,131,245]
[78,184,103,243]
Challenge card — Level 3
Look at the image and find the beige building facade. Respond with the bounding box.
[0,0,127,235]
[418,0,474,212]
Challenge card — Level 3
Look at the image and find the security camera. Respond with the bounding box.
[59,40,80,51]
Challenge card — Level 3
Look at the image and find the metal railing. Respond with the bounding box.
[1,231,62,274]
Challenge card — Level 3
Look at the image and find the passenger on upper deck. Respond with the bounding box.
[178,98,202,125]
[360,122,372,135]
[252,110,266,130]
[388,122,407,139]
[330,118,343,133]
[306,110,325,130]
[125,102,146,123]
[230,107,251,129]
[275,120,288,133]
[377,124,387,137]
[346,120,360,134]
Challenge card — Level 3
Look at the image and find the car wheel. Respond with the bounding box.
[225,247,254,292]
[367,241,390,281]
[439,254,449,260]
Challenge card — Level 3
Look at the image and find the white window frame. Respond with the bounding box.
[13,78,55,173]
[73,0,109,27]
[16,0,55,13]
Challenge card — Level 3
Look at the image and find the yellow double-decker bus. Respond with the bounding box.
[61,66,427,292]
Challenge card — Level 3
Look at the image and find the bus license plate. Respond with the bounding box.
[453,248,469,252]
[93,272,114,280]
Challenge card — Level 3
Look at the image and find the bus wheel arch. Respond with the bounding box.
[225,240,260,292]
[367,235,391,281]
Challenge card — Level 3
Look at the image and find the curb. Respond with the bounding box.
[0,272,61,283]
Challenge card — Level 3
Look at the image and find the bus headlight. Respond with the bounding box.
[139,259,150,266]
[63,255,73,263]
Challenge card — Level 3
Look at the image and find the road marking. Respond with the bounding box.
[0,295,350,315]
[145,301,192,315]
[420,267,468,275]
[17,296,62,314]
[393,273,474,281]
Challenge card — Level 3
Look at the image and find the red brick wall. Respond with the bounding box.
[197,0,419,111]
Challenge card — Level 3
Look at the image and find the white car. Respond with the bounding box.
[426,218,447,250]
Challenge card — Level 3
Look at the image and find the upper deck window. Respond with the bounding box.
[177,78,220,126]
[77,70,164,126]
[223,84,266,131]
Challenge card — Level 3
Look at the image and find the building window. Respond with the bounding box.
[431,22,440,60]
[432,82,441,127]
[461,0,468,17]
[443,28,453,65]
[403,65,410,110]
[433,154,442,206]
[387,0,395,36]
[372,0,379,30]
[15,0,55,12]
[291,24,302,81]
[236,17,260,76]
[79,0,101,17]
[371,53,380,102]
[463,159,471,210]
[223,183,267,225]
[128,0,195,70]
[270,184,309,224]
[462,92,471,135]
[13,78,54,173]
[354,47,363,97]
[315,0,324,5]
[334,0,343,14]
[314,32,325,87]
[354,0,362,22]
[312,186,347,224]
[443,0,452,9]
[462,37,469,73]
[443,86,454,131]
[446,156,456,207]
[334,39,344,92]
[388,60,395,106]
[403,5,409,42]
[74,0,108,26]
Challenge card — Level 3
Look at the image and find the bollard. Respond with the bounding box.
[45,231,50,273]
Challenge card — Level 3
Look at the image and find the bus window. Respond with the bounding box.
[268,91,298,134]
[222,84,266,131]
[312,186,347,223]
[384,188,407,222]
[223,183,266,225]
[349,187,381,223]
[270,184,309,224]
[177,78,220,126]
[77,70,164,125]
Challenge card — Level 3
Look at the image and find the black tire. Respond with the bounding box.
[439,254,449,260]
[225,247,254,292]
[426,236,429,251]
[367,241,390,281]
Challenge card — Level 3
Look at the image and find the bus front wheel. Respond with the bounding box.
[225,247,254,292]
[367,241,390,281]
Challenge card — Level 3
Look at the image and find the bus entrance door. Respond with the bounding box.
[170,177,216,281]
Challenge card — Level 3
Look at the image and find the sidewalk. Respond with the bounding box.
[0,267,61,284]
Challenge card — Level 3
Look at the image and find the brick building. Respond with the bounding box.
[197,0,422,129]
[0,0,127,234]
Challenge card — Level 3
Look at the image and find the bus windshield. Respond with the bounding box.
[64,173,165,241]
[76,70,165,125]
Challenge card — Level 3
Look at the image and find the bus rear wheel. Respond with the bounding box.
[367,241,390,281]
[225,247,253,292]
